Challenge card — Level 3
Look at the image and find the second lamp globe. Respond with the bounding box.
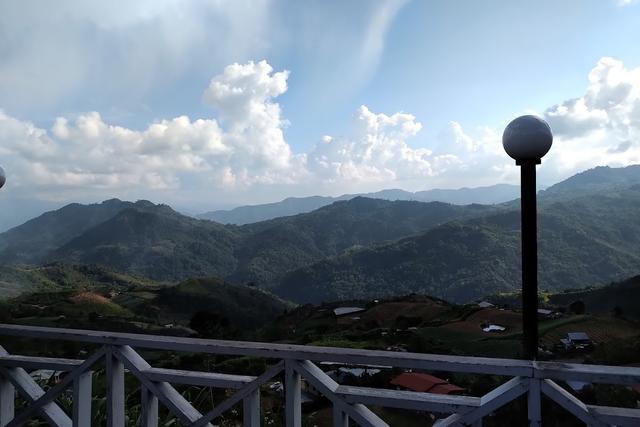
[503,115,553,162]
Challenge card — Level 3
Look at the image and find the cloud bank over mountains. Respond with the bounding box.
[1,56,640,208]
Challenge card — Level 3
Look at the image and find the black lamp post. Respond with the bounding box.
[503,115,553,360]
[0,166,5,190]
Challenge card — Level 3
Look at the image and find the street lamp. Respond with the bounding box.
[0,166,5,189]
[503,115,553,360]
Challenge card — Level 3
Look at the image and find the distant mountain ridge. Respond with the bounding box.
[0,196,495,287]
[274,185,640,303]
[1,164,640,304]
[539,165,640,200]
[197,184,520,224]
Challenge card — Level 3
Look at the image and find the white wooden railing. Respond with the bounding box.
[0,324,639,426]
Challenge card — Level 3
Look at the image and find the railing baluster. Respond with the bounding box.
[141,385,158,427]
[285,360,301,427]
[106,349,125,427]
[0,376,14,427]
[72,371,92,427]
[528,378,541,427]
[243,388,260,427]
[332,405,348,427]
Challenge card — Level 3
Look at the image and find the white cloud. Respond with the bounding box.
[307,106,429,182]
[0,0,272,113]
[3,56,640,209]
[539,57,640,182]
[0,61,311,198]
[0,59,461,203]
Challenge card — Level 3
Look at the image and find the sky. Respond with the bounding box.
[1,0,640,215]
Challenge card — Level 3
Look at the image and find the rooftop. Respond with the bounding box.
[390,372,464,394]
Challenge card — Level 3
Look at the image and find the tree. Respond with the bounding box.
[189,311,231,338]
[569,300,585,315]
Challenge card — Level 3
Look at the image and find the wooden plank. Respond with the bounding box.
[143,367,255,389]
[2,347,105,427]
[332,405,348,427]
[0,374,14,427]
[106,350,125,427]
[540,379,607,427]
[293,360,389,427]
[285,361,301,427]
[113,345,210,426]
[587,404,640,427]
[433,414,465,427]
[0,324,533,376]
[0,366,71,427]
[192,362,284,427]
[140,386,158,427]
[527,379,541,427]
[243,388,260,427]
[5,347,106,425]
[73,371,92,427]
[336,385,480,413]
[0,355,83,371]
[535,360,640,385]
[438,377,529,426]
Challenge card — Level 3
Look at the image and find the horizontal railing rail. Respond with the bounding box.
[1,323,639,426]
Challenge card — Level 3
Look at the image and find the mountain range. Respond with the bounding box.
[1,165,639,304]
[197,184,520,224]
[275,185,640,303]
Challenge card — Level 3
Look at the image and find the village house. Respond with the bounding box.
[390,372,464,395]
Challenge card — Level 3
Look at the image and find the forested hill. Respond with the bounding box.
[274,185,640,304]
[549,274,640,320]
[229,198,496,285]
[0,196,495,286]
[1,164,640,304]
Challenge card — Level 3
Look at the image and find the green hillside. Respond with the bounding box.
[0,263,154,299]
[50,206,240,281]
[2,276,291,337]
[539,164,640,201]
[549,274,640,320]
[275,186,640,304]
[231,197,495,286]
[0,199,151,263]
[151,277,292,330]
[1,165,640,304]
[0,196,495,286]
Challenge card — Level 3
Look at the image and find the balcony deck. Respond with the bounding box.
[1,323,639,426]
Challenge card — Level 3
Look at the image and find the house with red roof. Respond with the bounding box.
[390,372,464,395]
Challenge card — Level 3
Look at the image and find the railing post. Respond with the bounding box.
[332,405,348,427]
[0,376,14,427]
[140,386,158,427]
[528,378,541,427]
[73,371,92,427]
[243,388,260,427]
[106,349,125,427]
[285,360,301,427]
